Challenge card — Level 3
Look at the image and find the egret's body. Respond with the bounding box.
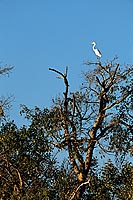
[91,42,102,58]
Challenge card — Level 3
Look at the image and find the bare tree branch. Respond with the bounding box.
[0,66,14,76]
[69,179,90,200]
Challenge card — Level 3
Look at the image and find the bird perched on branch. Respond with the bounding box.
[91,41,102,58]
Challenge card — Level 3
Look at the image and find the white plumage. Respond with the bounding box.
[91,41,102,58]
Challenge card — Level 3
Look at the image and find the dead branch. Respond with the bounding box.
[49,67,64,77]
[69,179,90,200]
[49,67,81,172]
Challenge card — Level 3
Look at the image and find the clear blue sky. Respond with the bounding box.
[0,0,133,125]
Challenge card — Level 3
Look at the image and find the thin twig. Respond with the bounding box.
[0,66,14,76]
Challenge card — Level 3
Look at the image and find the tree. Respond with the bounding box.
[48,58,133,199]
[1,59,132,199]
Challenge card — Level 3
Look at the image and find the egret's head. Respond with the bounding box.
[91,41,96,45]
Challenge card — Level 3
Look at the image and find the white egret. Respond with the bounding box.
[91,41,102,58]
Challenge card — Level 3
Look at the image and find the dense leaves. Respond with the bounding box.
[0,121,57,199]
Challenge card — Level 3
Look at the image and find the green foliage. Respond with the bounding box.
[0,120,57,199]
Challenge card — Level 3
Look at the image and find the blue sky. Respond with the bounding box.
[0,0,133,125]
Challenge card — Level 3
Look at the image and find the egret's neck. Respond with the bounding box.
[92,43,96,51]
